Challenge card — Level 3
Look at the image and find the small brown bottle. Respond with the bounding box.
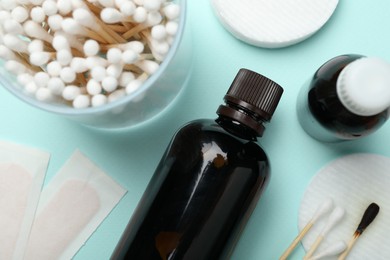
[297,54,390,142]
[111,69,283,260]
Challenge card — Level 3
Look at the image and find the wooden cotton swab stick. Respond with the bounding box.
[279,198,334,260]
[338,203,380,260]
[304,207,345,260]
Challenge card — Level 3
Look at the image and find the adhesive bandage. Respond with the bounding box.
[24,150,126,260]
[0,140,50,260]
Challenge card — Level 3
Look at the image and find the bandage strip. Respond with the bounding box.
[0,141,50,260]
[24,150,126,260]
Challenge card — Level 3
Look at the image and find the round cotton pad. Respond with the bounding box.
[298,154,390,259]
[211,0,339,48]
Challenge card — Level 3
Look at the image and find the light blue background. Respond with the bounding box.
[1,0,390,259]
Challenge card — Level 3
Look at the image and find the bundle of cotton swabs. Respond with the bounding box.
[0,0,180,108]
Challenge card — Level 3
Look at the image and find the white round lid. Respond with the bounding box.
[336,57,390,116]
[210,0,339,48]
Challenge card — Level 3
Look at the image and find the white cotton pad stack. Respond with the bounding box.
[298,154,390,259]
[211,0,339,48]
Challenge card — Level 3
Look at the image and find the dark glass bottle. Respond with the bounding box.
[297,54,390,142]
[111,69,283,260]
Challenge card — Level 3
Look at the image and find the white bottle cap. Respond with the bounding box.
[336,57,390,116]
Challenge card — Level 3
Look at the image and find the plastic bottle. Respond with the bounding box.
[111,69,283,260]
[297,54,390,142]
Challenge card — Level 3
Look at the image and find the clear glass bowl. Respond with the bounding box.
[0,0,191,130]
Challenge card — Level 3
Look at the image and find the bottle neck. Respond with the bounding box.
[216,101,266,140]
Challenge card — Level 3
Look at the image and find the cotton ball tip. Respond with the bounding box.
[11,6,28,23]
[165,21,178,36]
[60,67,76,83]
[33,71,50,88]
[30,52,53,66]
[108,89,126,103]
[1,0,17,11]
[133,0,144,5]
[30,6,46,23]
[136,60,160,75]
[17,73,34,86]
[102,76,118,92]
[23,21,53,43]
[42,0,58,16]
[48,77,66,95]
[133,7,147,23]
[70,57,88,73]
[143,0,161,12]
[91,66,107,81]
[53,35,70,51]
[86,79,102,95]
[83,40,100,57]
[73,94,91,108]
[127,41,144,53]
[0,11,11,25]
[151,24,167,41]
[46,61,63,77]
[73,8,96,29]
[28,39,44,54]
[3,34,28,53]
[3,19,24,35]
[5,60,26,75]
[57,50,73,66]
[61,18,86,35]
[122,49,139,64]
[86,56,108,69]
[107,47,122,64]
[119,1,136,16]
[62,85,81,101]
[106,64,123,78]
[98,0,115,7]
[118,71,134,87]
[100,7,124,24]
[0,44,16,60]
[163,3,180,20]
[126,78,143,94]
[35,87,53,102]
[24,81,38,95]
[30,0,45,6]
[91,94,107,107]
[48,14,63,31]
[146,11,162,26]
[57,0,73,15]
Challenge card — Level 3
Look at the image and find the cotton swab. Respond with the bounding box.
[304,207,345,259]
[3,34,28,53]
[309,241,347,260]
[73,8,119,44]
[30,51,55,66]
[338,203,380,260]
[23,20,54,43]
[61,18,107,43]
[0,0,180,109]
[279,198,334,260]
[100,7,134,24]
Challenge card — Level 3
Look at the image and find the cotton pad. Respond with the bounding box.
[211,0,339,48]
[298,154,390,259]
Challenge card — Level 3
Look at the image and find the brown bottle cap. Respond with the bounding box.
[217,69,283,135]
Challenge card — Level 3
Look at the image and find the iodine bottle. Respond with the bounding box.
[111,69,283,260]
[297,54,390,142]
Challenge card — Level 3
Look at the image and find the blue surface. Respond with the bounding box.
[1,0,390,259]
